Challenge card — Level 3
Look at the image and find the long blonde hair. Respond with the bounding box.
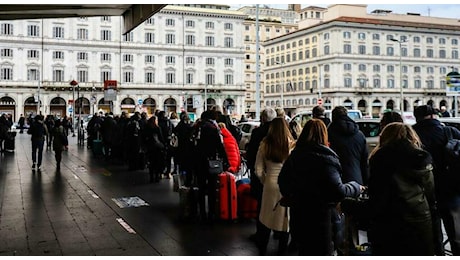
[261,117,294,163]
[370,122,422,158]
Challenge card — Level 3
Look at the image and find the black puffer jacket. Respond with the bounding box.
[328,115,369,185]
[368,140,440,255]
[278,143,361,255]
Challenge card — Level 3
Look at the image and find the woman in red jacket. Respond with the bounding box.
[218,122,241,174]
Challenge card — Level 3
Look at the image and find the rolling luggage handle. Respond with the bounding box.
[208,154,223,175]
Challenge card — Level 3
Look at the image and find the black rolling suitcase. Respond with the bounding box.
[4,131,16,152]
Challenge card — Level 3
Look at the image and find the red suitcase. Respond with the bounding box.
[217,172,238,221]
[237,183,258,219]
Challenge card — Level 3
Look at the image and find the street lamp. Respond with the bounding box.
[275,62,285,109]
[70,80,78,137]
[390,38,407,112]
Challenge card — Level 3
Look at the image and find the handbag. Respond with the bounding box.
[208,159,223,175]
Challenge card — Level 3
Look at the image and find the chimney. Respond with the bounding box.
[288,4,301,12]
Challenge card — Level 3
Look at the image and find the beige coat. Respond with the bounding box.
[255,142,289,232]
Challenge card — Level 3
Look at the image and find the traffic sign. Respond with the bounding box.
[317,98,323,105]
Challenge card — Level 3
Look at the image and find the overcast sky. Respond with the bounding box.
[229,4,460,19]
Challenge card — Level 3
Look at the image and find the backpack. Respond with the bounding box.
[443,127,460,190]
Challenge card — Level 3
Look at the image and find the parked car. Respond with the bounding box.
[291,109,363,128]
[354,118,381,154]
[237,121,260,151]
[439,117,460,131]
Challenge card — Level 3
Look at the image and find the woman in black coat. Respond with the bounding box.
[368,122,441,255]
[278,119,363,256]
[143,115,166,183]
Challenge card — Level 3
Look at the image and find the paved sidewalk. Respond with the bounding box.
[0,132,262,256]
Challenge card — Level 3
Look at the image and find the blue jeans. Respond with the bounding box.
[32,139,44,166]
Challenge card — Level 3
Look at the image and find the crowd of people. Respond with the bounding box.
[4,102,460,256]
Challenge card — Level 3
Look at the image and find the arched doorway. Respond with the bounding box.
[75,97,90,115]
[185,97,196,113]
[49,97,66,117]
[24,96,40,116]
[372,99,382,118]
[386,100,395,111]
[223,98,236,114]
[358,99,367,115]
[206,98,216,111]
[143,98,156,115]
[343,99,353,109]
[98,98,113,114]
[164,98,177,113]
[0,96,16,120]
[121,97,135,114]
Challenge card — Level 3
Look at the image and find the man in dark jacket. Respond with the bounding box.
[413,104,460,255]
[28,114,48,170]
[245,107,277,240]
[327,106,368,254]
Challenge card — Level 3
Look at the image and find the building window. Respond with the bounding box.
[344,77,352,88]
[205,36,215,46]
[145,18,154,25]
[414,66,421,73]
[387,47,394,56]
[387,79,395,88]
[372,46,380,55]
[373,78,380,88]
[413,48,421,57]
[387,65,394,73]
[186,20,195,28]
[101,53,111,62]
[186,57,195,65]
[145,55,155,64]
[373,65,380,72]
[28,25,40,37]
[439,50,446,58]
[401,47,408,57]
[53,69,64,82]
[101,70,111,82]
[1,67,13,80]
[186,34,195,45]
[427,67,434,74]
[344,64,352,71]
[77,69,88,83]
[358,45,366,54]
[206,57,215,66]
[439,38,446,45]
[224,58,233,67]
[166,56,175,65]
[77,28,88,40]
[427,49,434,58]
[372,33,380,40]
[453,50,459,59]
[402,66,408,73]
[344,44,351,54]
[77,52,88,62]
[413,36,420,43]
[101,30,111,41]
[0,48,13,58]
[123,54,133,63]
[1,23,13,35]
[27,68,39,81]
[166,33,175,44]
[206,21,214,29]
[166,72,176,84]
[186,72,194,84]
[414,79,421,89]
[343,31,351,39]
[358,32,366,40]
[101,16,111,22]
[324,46,330,55]
[452,39,458,45]
[166,19,175,26]
[145,71,155,83]
[225,73,234,85]
[224,37,233,48]
[145,32,154,43]
[52,51,64,59]
[123,32,133,42]
[426,37,433,44]
[53,26,64,38]
[206,73,215,85]
[123,71,133,83]
[358,64,366,72]
[27,50,39,59]
[224,23,233,30]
